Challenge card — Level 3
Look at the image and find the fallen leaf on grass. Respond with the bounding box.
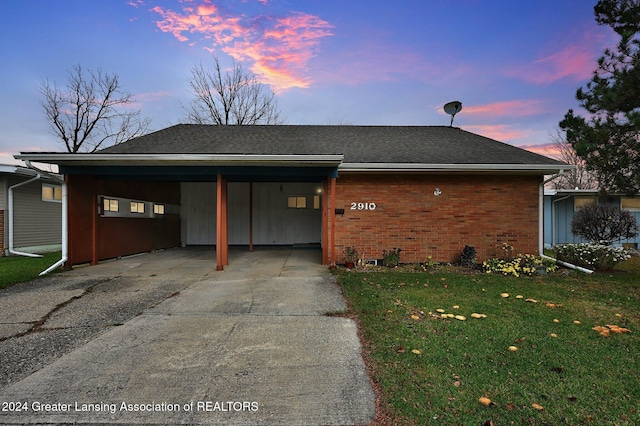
[573,320,582,325]
[525,298,538,303]
[453,305,460,309]
[411,349,422,355]
[516,295,524,299]
[453,374,461,387]
[500,293,509,298]
[478,397,493,406]
[436,308,445,313]
[532,403,544,410]
[550,333,558,338]
[546,302,557,308]
[455,315,467,321]
[471,313,487,318]
[593,324,631,336]
[411,314,420,320]
[553,319,560,323]
[508,346,518,352]
[483,420,495,426]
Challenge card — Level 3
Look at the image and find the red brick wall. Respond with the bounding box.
[331,174,541,264]
[0,209,4,256]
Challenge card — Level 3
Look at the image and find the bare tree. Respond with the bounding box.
[40,64,151,153]
[548,130,600,190]
[184,58,284,125]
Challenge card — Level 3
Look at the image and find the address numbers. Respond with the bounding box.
[350,202,377,211]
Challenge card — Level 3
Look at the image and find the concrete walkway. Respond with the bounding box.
[0,247,375,425]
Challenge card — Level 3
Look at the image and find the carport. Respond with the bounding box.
[15,154,342,271]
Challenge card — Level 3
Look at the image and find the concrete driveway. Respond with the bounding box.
[0,247,375,425]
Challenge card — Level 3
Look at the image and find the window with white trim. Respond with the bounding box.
[42,184,62,202]
[154,204,165,215]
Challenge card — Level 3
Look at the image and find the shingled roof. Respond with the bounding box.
[99,124,563,166]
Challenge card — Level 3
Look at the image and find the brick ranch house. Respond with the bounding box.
[16,125,568,270]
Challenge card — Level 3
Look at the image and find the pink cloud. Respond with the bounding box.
[145,2,333,91]
[506,29,613,85]
[518,142,561,158]
[462,100,547,118]
[463,124,532,142]
[521,44,594,84]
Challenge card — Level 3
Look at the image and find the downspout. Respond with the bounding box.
[539,171,594,274]
[23,161,68,275]
[8,174,44,258]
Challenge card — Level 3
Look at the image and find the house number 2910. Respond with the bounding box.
[351,202,377,211]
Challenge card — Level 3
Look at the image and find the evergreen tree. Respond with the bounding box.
[560,0,640,194]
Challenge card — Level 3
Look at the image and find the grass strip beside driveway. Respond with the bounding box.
[0,252,62,289]
[338,259,640,425]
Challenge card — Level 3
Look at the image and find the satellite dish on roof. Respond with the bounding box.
[443,101,462,127]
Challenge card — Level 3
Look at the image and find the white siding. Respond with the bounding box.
[10,177,62,248]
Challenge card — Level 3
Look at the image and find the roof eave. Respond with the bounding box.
[339,163,573,174]
[14,153,345,168]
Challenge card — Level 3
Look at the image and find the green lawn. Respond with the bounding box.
[337,258,640,425]
[0,252,63,289]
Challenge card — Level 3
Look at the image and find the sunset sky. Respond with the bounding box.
[0,0,617,165]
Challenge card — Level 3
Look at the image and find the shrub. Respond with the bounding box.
[571,203,639,244]
[382,248,402,267]
[483,254,557,277]
[460,245,477,268]
[554,243,630,271]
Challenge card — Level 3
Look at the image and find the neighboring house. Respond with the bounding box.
[0,164,63,256]
[16,125,567,269]
[544,189,640,248]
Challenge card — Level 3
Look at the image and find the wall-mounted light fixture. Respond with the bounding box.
[434,187,442,196]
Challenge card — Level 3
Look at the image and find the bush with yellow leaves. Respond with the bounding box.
[482,254,557,277]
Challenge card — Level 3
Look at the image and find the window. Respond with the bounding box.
[287,196,307,209]
[103,198,119,212]
[574,196,596,210]
[313,195,320,209]
[42,184,62,202]
[621,197,640,211]
[130,201,145,213]
[154,204,165,215]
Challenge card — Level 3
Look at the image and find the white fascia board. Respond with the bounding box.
[545,188,601,196]
[339,163,573,173]
[15,153,345,167]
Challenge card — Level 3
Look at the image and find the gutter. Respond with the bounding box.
[15,153,345,167]
[23,161,68,276]
[8,174,44,258]
[339,163,568,174]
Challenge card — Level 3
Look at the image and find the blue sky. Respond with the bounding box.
[0,0,616,164]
